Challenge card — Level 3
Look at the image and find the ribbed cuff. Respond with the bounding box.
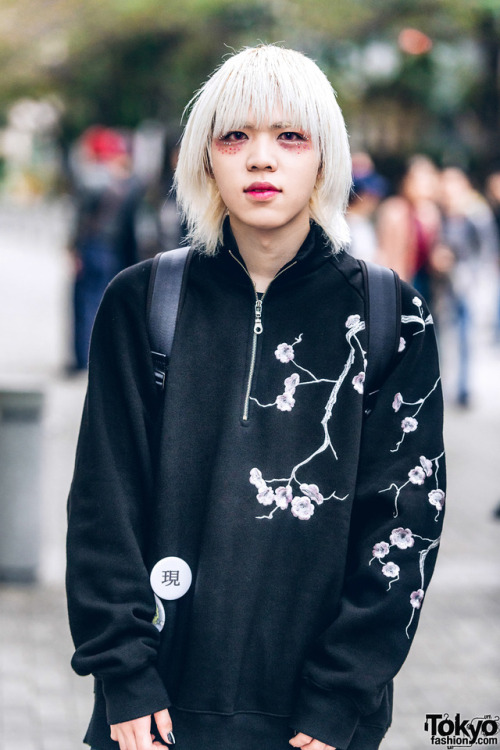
[102,665,171,725]
[290,680,360,750]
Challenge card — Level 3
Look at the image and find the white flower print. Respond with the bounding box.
[390,527,415,549]
[401,417,418,433]
[380,451,444,519]
[276,392,295,412]
[420,455,433,477]
[257,487,275,506]
[382,561,400,578]
[250,468,265,489]
[299,483,324,505]
[372,542,390,559]
[408,466,426,485]
[410,589,424,609]
[275,485,293,510]
[401,296,434,335]
[275,343,295,363]
[428,488,445,511]
[391,378,441,453]
[252,319,366,520]
[352,372,365,394]
[376,450,444,636]
[346,314,361,329]
[392,393,403,412]
[284,373,300,393]
[291,496,315,520]
[372,303,442,637]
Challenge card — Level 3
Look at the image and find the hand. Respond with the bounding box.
[289,731,336,750]
[110,708,174,749]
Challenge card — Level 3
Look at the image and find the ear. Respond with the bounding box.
[204,150,214,178]
[315,162,324,187]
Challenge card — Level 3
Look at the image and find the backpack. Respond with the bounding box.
[147,248,401,413]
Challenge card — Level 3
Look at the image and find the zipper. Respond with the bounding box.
[229,250,297,421]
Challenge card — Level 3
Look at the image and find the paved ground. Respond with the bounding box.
[0,200,499,749]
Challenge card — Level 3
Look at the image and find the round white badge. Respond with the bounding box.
[150,556,193,601]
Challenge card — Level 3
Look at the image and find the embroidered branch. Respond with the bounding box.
[391,377,441,452]
[379,452,445,518]
[369,526,441,637]
[251,316,366,520]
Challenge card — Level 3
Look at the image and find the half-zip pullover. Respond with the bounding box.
[228,246,298,421]
[66,221,445,750]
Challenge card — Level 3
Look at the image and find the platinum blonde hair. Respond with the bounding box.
[174,44,352,254]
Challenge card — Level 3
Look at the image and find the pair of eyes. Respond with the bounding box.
[217,131,308,144]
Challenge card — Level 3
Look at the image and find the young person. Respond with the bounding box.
[66,45,446,750]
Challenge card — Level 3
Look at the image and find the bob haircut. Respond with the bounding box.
[174,44,352,255]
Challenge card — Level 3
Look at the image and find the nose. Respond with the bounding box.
[246,134,277,172]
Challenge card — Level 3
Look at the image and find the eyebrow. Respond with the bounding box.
[241,122,295,130]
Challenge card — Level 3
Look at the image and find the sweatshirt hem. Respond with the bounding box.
[172,705,292,718]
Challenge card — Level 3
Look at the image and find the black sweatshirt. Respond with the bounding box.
[66,222,446,750]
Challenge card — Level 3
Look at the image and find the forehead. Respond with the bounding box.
[212,100,316,141]
[238,109,299,130]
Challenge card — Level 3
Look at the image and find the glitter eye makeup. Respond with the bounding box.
[278,132,312,152]
[214,131,248,154]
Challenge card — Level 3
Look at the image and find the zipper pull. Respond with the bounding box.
[254,298,263,334]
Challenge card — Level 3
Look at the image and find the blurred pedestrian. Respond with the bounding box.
[68,126,144,371]
[376,155,441,302]
[157,130,187,253]
[67,45,445,750]
[484,168,500,342]
[347,152,387,263]
[432,167,483,406]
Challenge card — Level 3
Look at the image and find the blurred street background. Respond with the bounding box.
[0,1,499,749]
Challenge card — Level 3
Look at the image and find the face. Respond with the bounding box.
[210,109,321,238]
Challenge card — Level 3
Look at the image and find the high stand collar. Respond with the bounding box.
[213,217,336,288]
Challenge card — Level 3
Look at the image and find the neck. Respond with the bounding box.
[229,217,311,293]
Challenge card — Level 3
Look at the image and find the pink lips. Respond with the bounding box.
[244,182,281,201]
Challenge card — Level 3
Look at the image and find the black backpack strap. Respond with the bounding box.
[147,247,192,390]
[360,260,401,414]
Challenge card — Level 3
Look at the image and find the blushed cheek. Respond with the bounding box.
[280,142,313,155]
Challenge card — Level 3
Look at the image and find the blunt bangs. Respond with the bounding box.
[210,51,324,148]
[175,45,352,255]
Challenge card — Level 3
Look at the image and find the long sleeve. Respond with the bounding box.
[291,284,446,749]
[66,260,171,725]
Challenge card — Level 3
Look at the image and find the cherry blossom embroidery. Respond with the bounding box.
[401,295,434,336]
[410,589,424,609]
[408,466,426,485]
[276,392,295,412]
[420,456,433,477]
[391,378,441,452]
[275,342,295,363]
[402,417,418,433]
[406,537,440,637]
[398,337,406,353]
[428,489,445,511]
[251,316,366,520]
[379,451,445,518]
[301,483,324,505]
[352,372,365,394]
[369,526,441,636]
[372,542,390,559]
[390,527,414,549]
[291,496,315,520]
[392,393,403,411]
[382,562,400,586]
